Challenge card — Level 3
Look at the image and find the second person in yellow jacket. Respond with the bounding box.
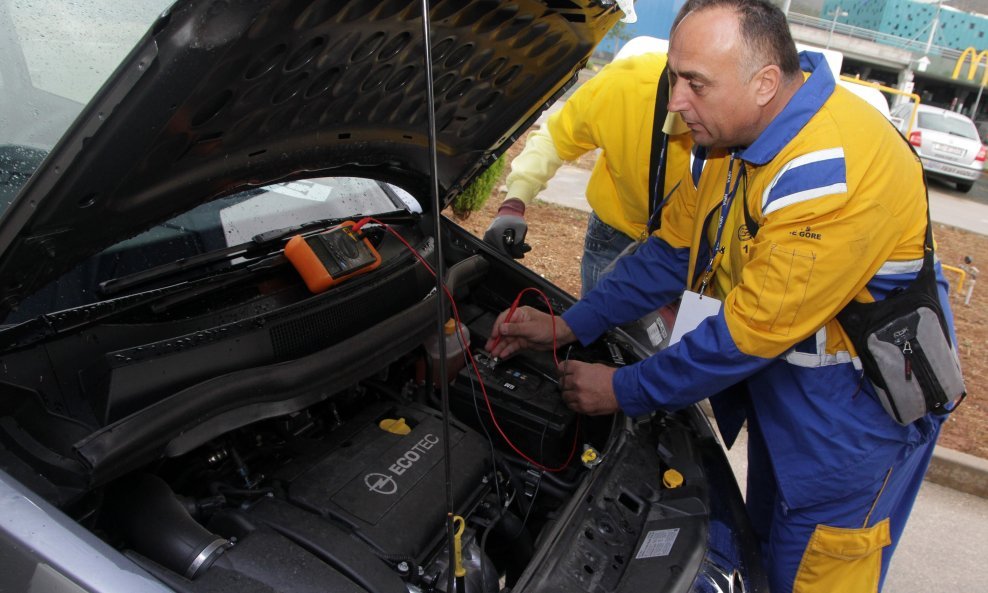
[484,50,692,294]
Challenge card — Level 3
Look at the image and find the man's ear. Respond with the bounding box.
[752,65,782,107]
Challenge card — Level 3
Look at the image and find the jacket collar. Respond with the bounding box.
[739,51,835,166]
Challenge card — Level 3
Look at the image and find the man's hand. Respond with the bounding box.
[559,360,619,415]
[483,198,531,259]
[485,305,575,360]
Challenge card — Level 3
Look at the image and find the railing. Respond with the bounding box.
[786,12,963,61]
[839,75,921,132]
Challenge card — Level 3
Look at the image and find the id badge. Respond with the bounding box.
[669,290,722,345]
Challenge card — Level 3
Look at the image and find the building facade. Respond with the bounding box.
[818,0,987,127]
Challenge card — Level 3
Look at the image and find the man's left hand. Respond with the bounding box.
[558,360,619,415]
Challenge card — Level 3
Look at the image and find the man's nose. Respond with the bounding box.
[667,79,688,113]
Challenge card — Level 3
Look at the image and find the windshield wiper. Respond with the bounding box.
[0,254,285,353]
[98,210,418,297]
[0,211,420,351]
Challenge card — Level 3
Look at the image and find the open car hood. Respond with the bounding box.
[0,0,621,315]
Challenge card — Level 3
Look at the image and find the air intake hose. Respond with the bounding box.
[108,474,230,579]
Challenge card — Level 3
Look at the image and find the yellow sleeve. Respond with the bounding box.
[545,52,667,163]
[504,126,564,204]
[505,56,638,205]
[504,58,631,204]
[544,61,614,161]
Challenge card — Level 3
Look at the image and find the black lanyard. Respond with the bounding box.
[699,152,744,294]
[645,64,671,237]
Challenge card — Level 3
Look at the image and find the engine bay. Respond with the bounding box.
[0,219,757,593]
[95,326,620,593]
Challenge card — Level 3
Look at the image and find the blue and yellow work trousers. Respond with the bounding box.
[745,414,942,593]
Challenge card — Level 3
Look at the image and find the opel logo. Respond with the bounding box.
[365,472,398,495]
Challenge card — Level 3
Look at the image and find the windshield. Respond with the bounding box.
[1,0,424,323]
[0,0,173,194]
[5,177,420,323]
[917,111,980,140]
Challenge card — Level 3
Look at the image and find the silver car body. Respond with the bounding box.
[893,103,986,192]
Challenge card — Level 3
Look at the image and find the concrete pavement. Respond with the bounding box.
[928,181,988,235]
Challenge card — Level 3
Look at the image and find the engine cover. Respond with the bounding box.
[287,402,490,560]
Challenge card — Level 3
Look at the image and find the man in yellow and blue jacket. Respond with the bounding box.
[486,0,959,591]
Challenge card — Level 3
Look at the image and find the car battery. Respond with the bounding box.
[449,350,577,468]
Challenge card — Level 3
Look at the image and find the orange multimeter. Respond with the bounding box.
[284,221,382,293]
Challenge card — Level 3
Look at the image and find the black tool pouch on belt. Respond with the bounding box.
[837,218,966,425]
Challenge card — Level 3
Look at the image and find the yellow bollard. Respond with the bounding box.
[941,264,967,294]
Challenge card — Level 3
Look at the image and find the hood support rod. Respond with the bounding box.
[419,2,459,592]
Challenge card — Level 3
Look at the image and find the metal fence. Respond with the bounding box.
[786,12,963,61]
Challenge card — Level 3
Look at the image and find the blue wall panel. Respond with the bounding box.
[625,0,683,40]
[823,0,987,51]
[601,0,682,54]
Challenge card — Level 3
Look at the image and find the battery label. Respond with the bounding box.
[646,319,668,347]
[635,528,680,559]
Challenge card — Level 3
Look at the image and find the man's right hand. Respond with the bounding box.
[486,305,575,360]
[483,198,531,259]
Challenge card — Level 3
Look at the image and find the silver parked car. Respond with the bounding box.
[892,103,986,193]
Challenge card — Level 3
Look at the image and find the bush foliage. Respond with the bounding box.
[450,154,506,219]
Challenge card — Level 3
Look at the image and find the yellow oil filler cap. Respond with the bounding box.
[580,445,603,468]
[663,469,684,489]
[379,418,411,435]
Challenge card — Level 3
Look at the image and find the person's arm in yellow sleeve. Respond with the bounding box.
[485,65,613,257]
[484,125,563,258]
[504,126,564,205]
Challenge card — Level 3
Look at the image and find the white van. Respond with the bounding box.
[794,43,892,120]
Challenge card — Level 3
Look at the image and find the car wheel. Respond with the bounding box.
[957,181,974,193]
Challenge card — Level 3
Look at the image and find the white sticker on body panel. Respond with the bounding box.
[635,528,680,559]
[646,318,668,347]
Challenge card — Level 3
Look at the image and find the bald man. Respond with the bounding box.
[486,1,959,591]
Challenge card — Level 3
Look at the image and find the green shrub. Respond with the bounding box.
[450,154,506,219]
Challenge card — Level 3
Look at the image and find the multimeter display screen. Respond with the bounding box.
[305,229,378,277]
